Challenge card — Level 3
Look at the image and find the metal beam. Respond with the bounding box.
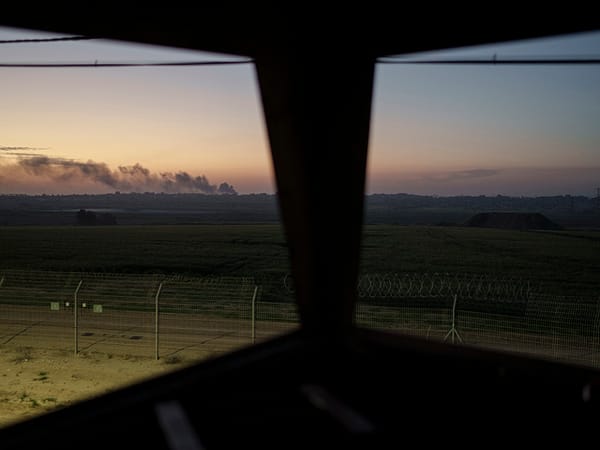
[255,51,374,336]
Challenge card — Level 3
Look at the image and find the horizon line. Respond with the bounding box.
[0,192,598,199]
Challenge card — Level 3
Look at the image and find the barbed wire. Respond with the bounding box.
[283,272,537,301]
[2,268,599,368]
[358,273,535,300]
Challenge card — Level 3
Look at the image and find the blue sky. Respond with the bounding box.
[0,26,599,196]
[370,31,600,196]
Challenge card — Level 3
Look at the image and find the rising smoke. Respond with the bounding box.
[10,156,237,194]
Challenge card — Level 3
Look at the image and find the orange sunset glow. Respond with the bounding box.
[1,26,599,196]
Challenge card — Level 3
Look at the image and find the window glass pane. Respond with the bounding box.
[0,26,297,426]
[360,31,600,368]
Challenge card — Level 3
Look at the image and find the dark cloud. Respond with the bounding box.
[0,146,48,158]
[0,146,47,151]
[19,157,120,186]
[1,152,46,157]
[12,157,237,195]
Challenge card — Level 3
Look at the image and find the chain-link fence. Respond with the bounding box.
[353,273,600,368]
[1,270,599,369]
[0,270,299,360]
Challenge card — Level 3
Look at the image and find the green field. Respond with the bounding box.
[0,224,599,294]
[1,224,600,370]
[0,225,289,279]
[361,226,600,293]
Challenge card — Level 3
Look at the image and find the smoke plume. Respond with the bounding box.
[5,156,237,194]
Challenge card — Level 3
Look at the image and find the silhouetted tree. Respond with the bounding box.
[76,209,97,225]
[76,210,117,225]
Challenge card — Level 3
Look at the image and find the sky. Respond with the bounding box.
[0,26,599,196]
[370,33,600,196]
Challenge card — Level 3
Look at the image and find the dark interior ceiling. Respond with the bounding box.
[3,9,600,58]
[4,13,597,335]
[1,10,600,448]
[1,8,599,349]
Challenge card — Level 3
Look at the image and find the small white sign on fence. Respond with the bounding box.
[50,302,60,311]
[93,304,103,313]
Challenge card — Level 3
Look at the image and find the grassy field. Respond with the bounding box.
[0,224,598,294]
[1,224,599,426]
[0,225,290,279]
[361,226,600,293]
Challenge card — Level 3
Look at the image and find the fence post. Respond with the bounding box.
[443,294,463,344]
[251,285,258,344]
[155,282,163,360]
[74,280,83,356]
[595,298,600,368]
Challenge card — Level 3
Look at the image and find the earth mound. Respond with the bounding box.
[465,212,562,230]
